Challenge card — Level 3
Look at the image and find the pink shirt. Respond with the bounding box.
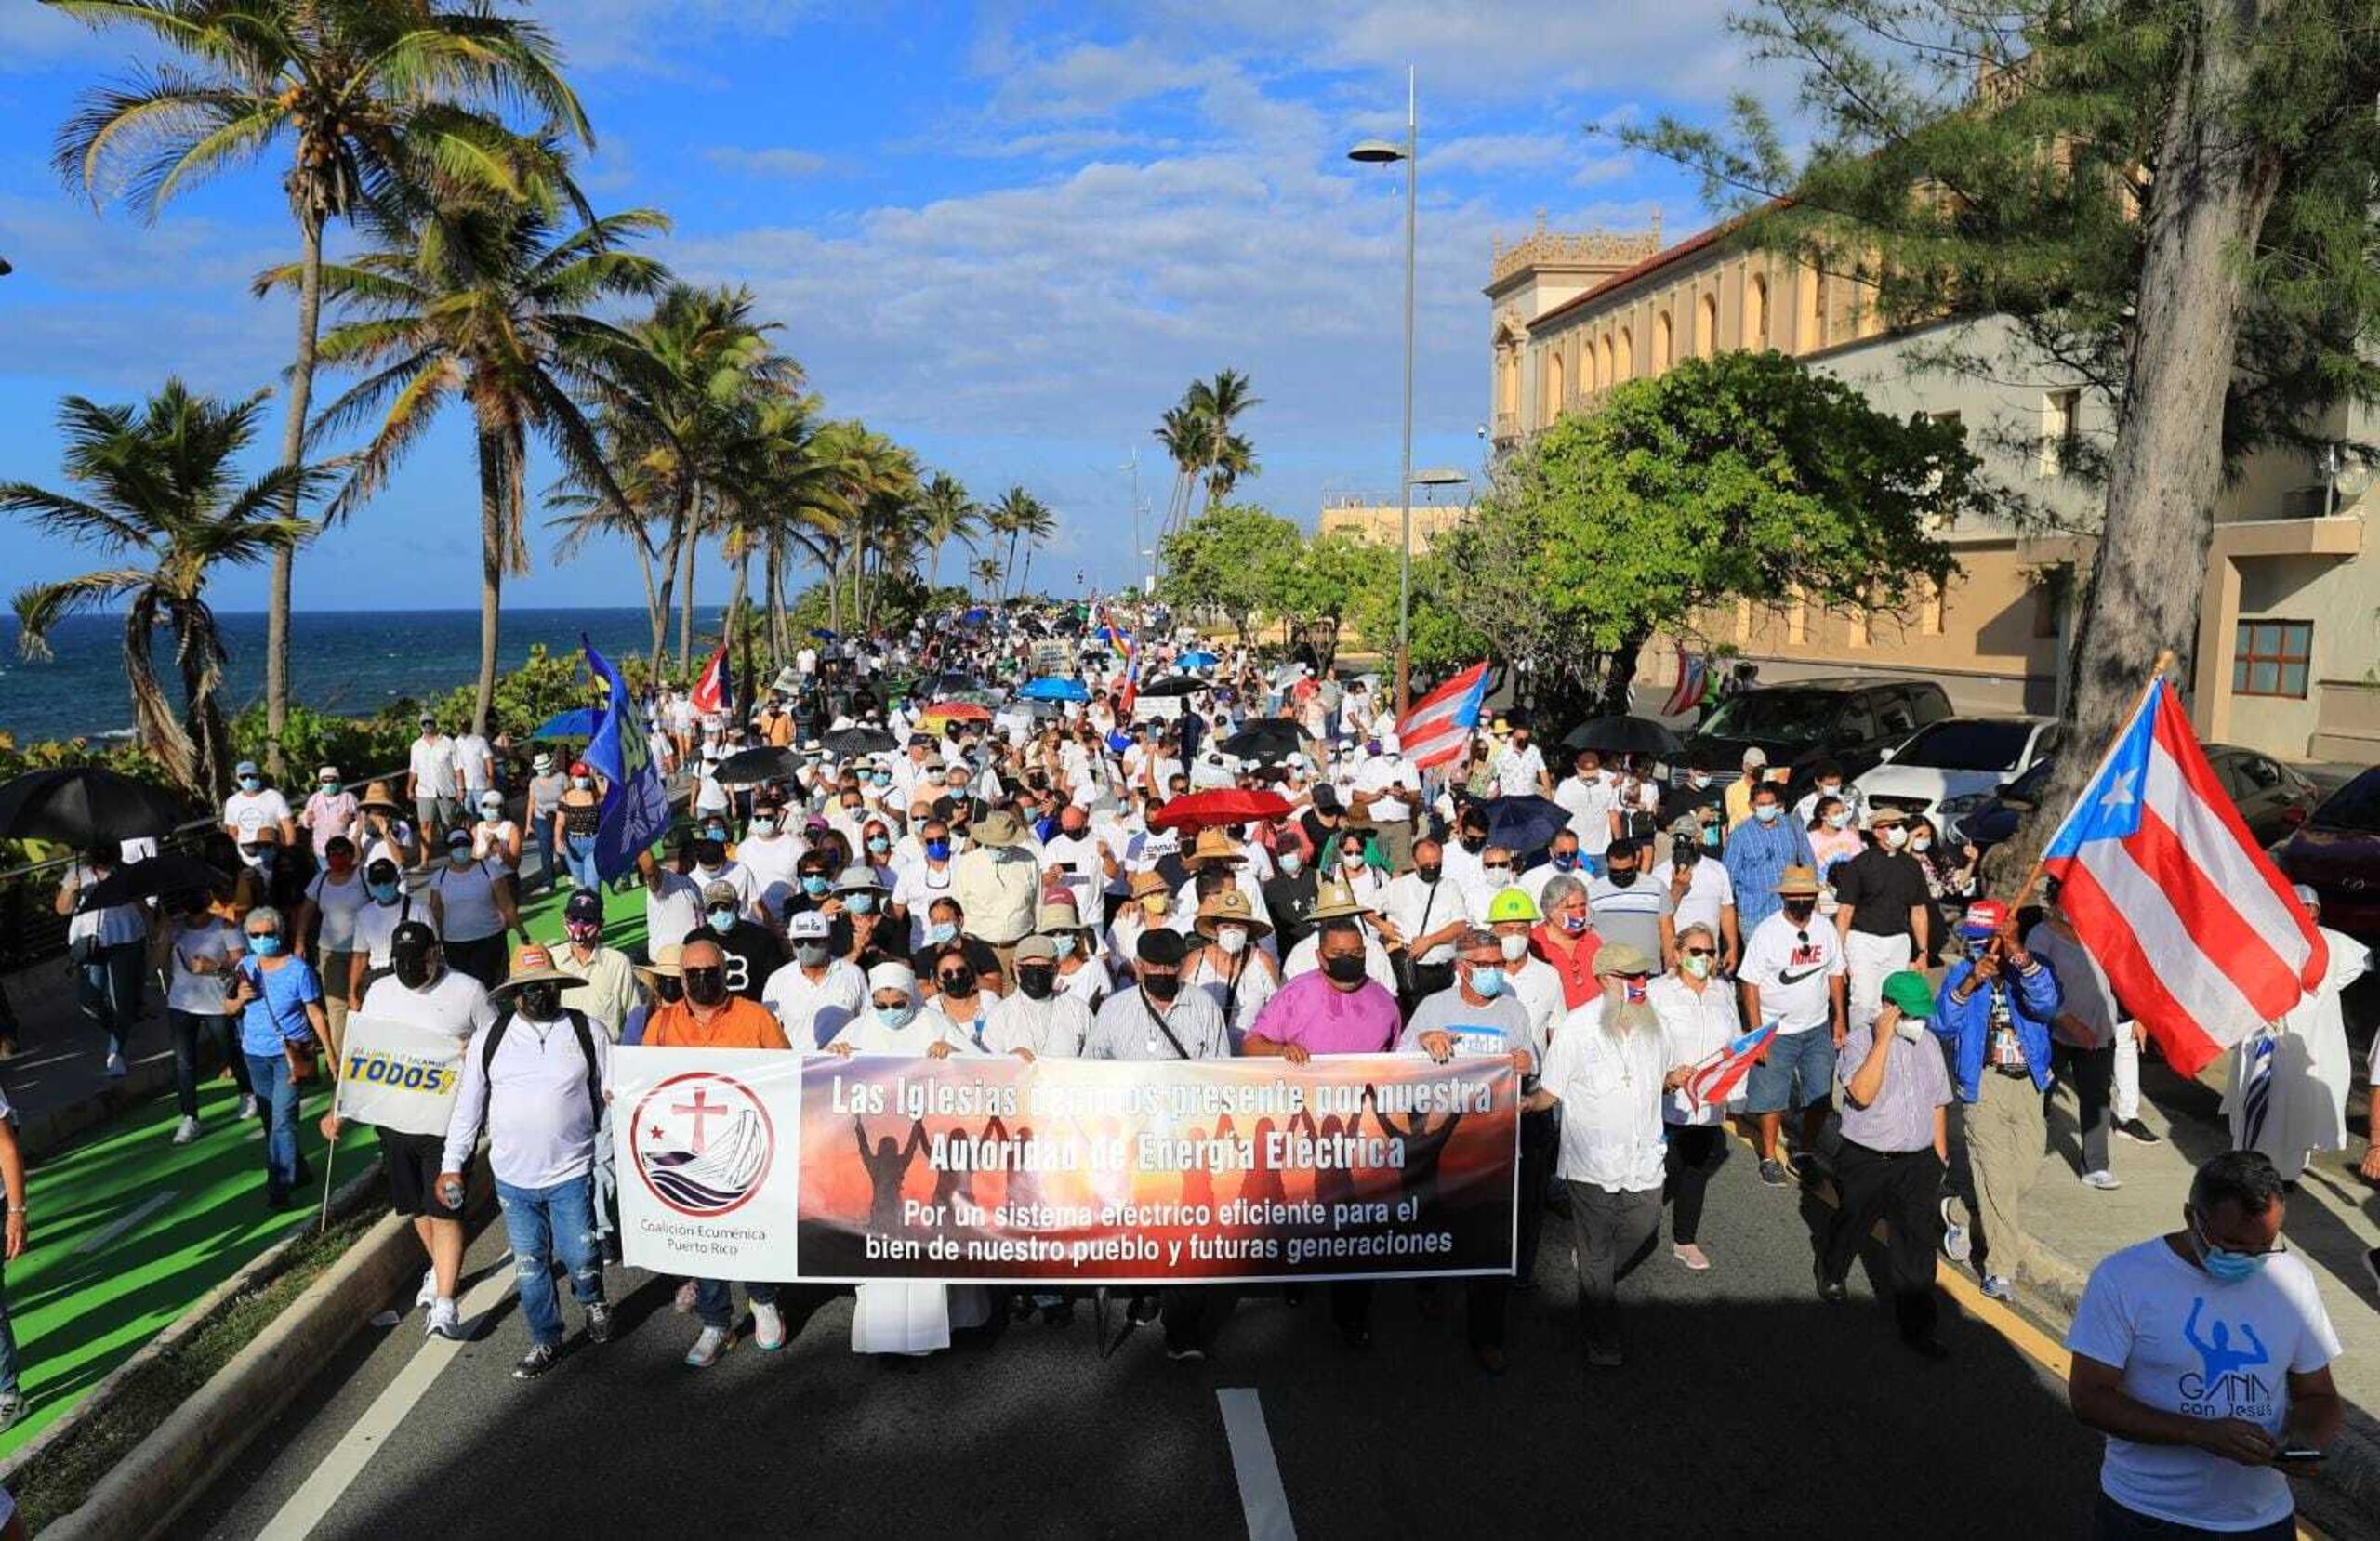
[1249,969,1399,1055]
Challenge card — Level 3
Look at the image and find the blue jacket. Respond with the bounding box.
[1931,955,2063,1102]
[1722,816,1815,930]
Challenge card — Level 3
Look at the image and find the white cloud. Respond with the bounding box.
[704,146,829,179]
[1428,133,1579,175]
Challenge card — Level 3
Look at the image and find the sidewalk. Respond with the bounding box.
[2013,1053,2380,1532]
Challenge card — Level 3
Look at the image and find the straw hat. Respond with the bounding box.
[357,779,403,814]
[491,942,576,996]
[1307,879,1372,922]
[1190,828,1245,863]
[1035,898,1083,934]
[637,942,685,981]
[1127,870,1172,902]
[1771,865,1822,898]
[972,810,1026,847]
[1194,889,1272,941]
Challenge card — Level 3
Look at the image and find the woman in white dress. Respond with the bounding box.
[1183,889,1278,1049]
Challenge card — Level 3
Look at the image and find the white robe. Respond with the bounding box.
[2223,925,2372,1179]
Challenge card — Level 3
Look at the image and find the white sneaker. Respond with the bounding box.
[416,1268,438,1310]
[752,1300,787,1351]
[238,1094,259,1120]
[425,1298,462,1339]
[106,1052,128,1079]
[685,1325,732,1367]
[1938,1194,1973,1264]
[2082,1169,2122,1191]
[171,1116,202,1146]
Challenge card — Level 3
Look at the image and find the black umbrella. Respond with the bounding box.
[1136,675,1203,699]
[714,745,802,788]
[823,725,898,757]
[1561,715,1684,757]
[75,851,227,911]
[1475,795,1572,859]
[0,767,190,847]
[1220,719,1305,762]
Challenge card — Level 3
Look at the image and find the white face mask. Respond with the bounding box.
[1880,825,1909,850]
[1216,925,1249,955]
[1911,836,1933,852]
[1826,811,1852,830]
[1498,933,1529,963]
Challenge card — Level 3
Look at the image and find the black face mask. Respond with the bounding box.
[693,839,727,868]
[1416,864,1442,884]
[938,972,977,999]
[654,976,685,1005]
[393,952,438,991]
[1322,954,1368,985]
[1141,971,1181,1002]
[1782,900,1818,924]
[1458,834,1487,854]
[683,967,729,1008]
[518,981,562,1020]
[1016,968,1055,1000]
[1606,867,1639,888]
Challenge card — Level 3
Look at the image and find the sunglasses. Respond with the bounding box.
[1483,863,1513,874]
[1684,947,1717,957]
[1615,971,1653,982]
[681,967,724,985]
[936,975,972,990]
[245,931,277,942]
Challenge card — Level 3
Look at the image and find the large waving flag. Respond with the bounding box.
[1683,1021,1776,1108]
[2042,678,2326,1077]
[1396,662,1492,771]
[1662,652,1709,718]
[689,641,732,716]
[584,639,672,882]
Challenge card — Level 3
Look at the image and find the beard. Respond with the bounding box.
[1606,999,1660,1036]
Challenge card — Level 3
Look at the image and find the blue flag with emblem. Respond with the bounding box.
[582,638,670,882]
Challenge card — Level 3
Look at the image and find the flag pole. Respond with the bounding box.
[2001,647,2177,917]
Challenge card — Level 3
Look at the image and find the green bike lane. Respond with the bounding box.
[0,866,655,1461]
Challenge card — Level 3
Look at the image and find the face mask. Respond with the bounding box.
[1142,971,1181,1002]
[683,968,729,1008]
[1684,955,1712,981]
[447,846,472,866]
[875,1002,916,1029]
[924,839,951,862]
[393,953,437,990]
[1753,805,1782,824]
[1216,925,1249,956]
[1825,811,1852,830]
[1458,834,1487,854]
[1688,773,1712,790]
[707,907,739,932]
[573,776,593,790]
[1278,850,1302,876]
[1559,912,1590,935]
[518,981,562,1019]
[1620,977,1648,1005]
[1551,851,1579,871]
[847,892,878,915]
[1880,825,1909,850]
[1911,836,1934,853]
[1499,933,1529,963]
[1701,824,1721,848]
[1484,865,1513,889]
[939,972,977,999]
[2192,1216,2268,1282]
[1895,1016,1928,1044]
[319,781,340,797]
[481,803,504,821]
[1818,784,1841,799]
[245,931,283,956]
[1783,901,1818,923]
[801,875,831,897]
[1416,863,1442,884]
[239,775,262,792]
[694,840,727,867]
[867,836,890,854]
[654,977,685,1005]
[1468,965,1507,998]
[796,942,829,968]
[1017,967,1055,1000]
[1340,850,1366,869]
[1322,954,1367,985]
[368,880,401,903]
[752,817,779,836]
[927,921,958,946]
[1606,867,1638,888]
[565,921,602,948]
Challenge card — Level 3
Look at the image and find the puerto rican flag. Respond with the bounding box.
[1662,652,1708,718]
[690,642,733,716]
[2043,678,2326,1078]
[1396,662,1492,771]
[1683,1022,1776,1109]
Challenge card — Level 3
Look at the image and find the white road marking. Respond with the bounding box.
[73,1191,178,1255]
[1217,1387,1297,1541]
[253,1256,517,1541]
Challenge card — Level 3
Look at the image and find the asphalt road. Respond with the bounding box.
[184,1139,2109,1541]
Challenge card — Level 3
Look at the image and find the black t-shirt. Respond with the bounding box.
[911,938,1002,991]
[1263,869,1320,954]
[1831,848,1931,940]
[686,920,786,1004]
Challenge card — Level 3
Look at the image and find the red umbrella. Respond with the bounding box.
[1148,788,1293,835]
[920,699,993,722]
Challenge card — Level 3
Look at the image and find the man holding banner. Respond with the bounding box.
[324,921,491,1341]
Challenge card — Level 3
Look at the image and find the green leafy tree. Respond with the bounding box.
[1157,504,1302,647]
[1459,351,1977,726]
[1628,0,2380,864]
[52,0,593,773]
[1262,533,1397,670]
[916,473,981,593]
[2,382,320,797]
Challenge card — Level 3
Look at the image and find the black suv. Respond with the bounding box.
[1674,677,1955,789]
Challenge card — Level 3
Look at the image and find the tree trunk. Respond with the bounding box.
[676,492,700,675]
[766,531,788,666]
[631,534,663,666]
[473,429,507,736]
[650,479,692,678]
[1595,626,1651,717]
[263,212,324,778]
[175,606,234,802]
[2001,0,2286,883]
[124,602,197,794]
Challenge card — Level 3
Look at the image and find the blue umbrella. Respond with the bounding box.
[1017,676,1090,702]
[532,706,602,740]
[1177,649,1218,669]
[809,627,838,641]
[1475,795,1571,860]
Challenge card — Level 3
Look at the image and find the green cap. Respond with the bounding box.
[1882,970,1936,1021]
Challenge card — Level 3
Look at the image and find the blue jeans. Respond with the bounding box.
[78,941,147,1057]
[564,833,601,890]
[1745,1027,1838,1114]
[0,1233,18,1395]
[496,1174,604,1348]
[533,819,558,893]
[245,1050,305,1196]
[169,1010,251,1118]
[694,1277,779,1332]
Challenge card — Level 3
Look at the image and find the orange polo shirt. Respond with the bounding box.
[642,995,791,1050]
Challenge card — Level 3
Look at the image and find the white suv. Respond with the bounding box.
[1853,717,2060,843]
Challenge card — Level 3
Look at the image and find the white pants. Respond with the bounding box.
[1843,930,1913,1033]
[2113,1027,2140,1123]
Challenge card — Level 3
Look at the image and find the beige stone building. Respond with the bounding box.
[1484,217,2379,764]
[1316,494,1472,554]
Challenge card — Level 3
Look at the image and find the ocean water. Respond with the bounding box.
[0,608,724,744]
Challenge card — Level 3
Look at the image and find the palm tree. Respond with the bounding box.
[53,0,591,773]
[986,487,1055,601]
[916,472,980,592]
[1184,369,1261,511]
[1205,430,1258,505]
[277,198,667,732]
[1153,402,1205,545]
[967,554,1001,603]
[2,381,319,797]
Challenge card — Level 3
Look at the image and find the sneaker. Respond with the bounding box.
[2082,1169,2122,1191]
[685,1325,732,1368]
[1980,1274,2013,1301]
[172,1116,202,1146]
[1672,1243,1712,1271]
[673,1279,699,1314]
[1165,1344,1207,1363]
[0,1392,24,1431]
[425,1299,462,1340]
[238,1094,259,1120]
[752,1300,787,1351]
[416,1269,438,1311]
[1938,1196,1973,1264]
[105,1052,128,1079]
[585,1301,615,1346]
[1758,1157,1791,1188]
[1128,1292,1162,1325]
[1815,1261,1847,1305]
[512,1342,560,1379]
[2113,1116,2160,1144]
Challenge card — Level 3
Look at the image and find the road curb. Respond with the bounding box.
[15,1054,178,1164]
[28,1167,420,1541]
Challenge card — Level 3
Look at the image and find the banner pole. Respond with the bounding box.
[318,1117,339,1236]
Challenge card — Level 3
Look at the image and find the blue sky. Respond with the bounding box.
[0,0,1774,612]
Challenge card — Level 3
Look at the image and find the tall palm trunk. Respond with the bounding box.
[630,534,663,666]
[650,479,693,678]
[676,493,700,674]
[473,428,508,735]
[124,599,197,793]
[174,604,234,800]
[264,212,325,777]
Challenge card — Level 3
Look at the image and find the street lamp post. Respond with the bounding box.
[1349,67,1417,717]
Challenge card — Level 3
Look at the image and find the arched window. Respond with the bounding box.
[1746,273,1769,349]
[1695,293,1717,357]
[1653,310,1673,371]
[1597,334,1614,389]
[1545,349,1565,419]
[1616,326,1633,381]
[1797,262,1823,349]
[1498,349,1518,413]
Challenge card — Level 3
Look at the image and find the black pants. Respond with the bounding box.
[2093,1493,2293,1540]
[444,934,508,990]
[2050,1040,2115,1176]
[1663,1123,1727,1245]
[1161,1285,1237,1352]
[1516,1108,1559,1281]
[1819,1139,1943,1342]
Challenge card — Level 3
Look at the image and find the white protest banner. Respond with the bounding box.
[613,1046,804,1280]
[332,1013,468,1138]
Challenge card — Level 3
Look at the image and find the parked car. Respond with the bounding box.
[1675,678,1955,790]
[1854,716,2061,843]
[1964,744,2322,857]
[2276,767,2380,942]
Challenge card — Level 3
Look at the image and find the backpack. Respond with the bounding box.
[469,1007,602,1140]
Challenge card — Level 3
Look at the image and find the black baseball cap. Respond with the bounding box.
[364,858,401,882]
[390,920,438,956]
[564,889,603,924]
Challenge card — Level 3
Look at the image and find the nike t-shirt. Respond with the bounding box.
[2066,1237,2339,1530]
[1738,911,1843,1034]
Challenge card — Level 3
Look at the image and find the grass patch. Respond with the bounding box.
[12,1207,380,1533]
